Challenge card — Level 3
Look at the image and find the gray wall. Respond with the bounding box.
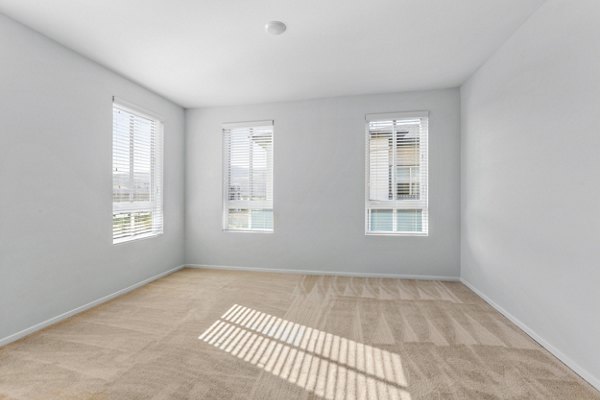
[186,89,461,277]
[461,0,600,387]
[0,15,185,340]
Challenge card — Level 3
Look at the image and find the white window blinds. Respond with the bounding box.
[223,121,274,232]
[366,112,428,235]
[112,100,163,243]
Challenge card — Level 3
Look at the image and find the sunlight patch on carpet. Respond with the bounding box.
[199,304,411,400]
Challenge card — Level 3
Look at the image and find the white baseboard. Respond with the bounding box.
[0,264,185,348]
[461,278,600,392]
[186,263,460,281]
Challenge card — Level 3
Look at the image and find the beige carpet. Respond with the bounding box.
[0,268,598,400]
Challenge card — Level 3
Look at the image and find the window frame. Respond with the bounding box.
[222,120,274,233]
[364,111,429,236]
[112,98,164,244]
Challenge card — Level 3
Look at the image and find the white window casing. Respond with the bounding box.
[223,121,274,232]
[112,99,163,243]
[365,111,429,236]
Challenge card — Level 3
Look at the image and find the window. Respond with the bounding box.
[223,121,274,232]
[112,100,163,243]
[366,112,428,235]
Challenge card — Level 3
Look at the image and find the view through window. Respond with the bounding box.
[223,121,274,232]
[112,101,163,243]
[366,112,428,235]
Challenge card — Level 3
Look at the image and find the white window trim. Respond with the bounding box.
[222,120,273,129]
[364,111,429,236]
[113,96,164,121]
[112,98,164,244]
[222,120,274,233]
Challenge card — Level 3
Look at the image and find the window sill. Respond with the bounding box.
[223,229,274,234]
[113,231,163,245]
[365,232,428,237]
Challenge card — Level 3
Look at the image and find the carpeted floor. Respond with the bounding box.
[0,268,598,399]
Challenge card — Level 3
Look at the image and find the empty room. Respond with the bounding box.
[0,0,599,399]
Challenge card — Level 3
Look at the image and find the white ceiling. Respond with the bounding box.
[0,0,544,108]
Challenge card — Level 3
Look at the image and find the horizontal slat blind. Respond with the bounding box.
[112,102,163,243]
[366,113,428,235]
[223,122,274,231]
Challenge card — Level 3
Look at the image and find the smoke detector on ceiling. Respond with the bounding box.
[265,21,287,35]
